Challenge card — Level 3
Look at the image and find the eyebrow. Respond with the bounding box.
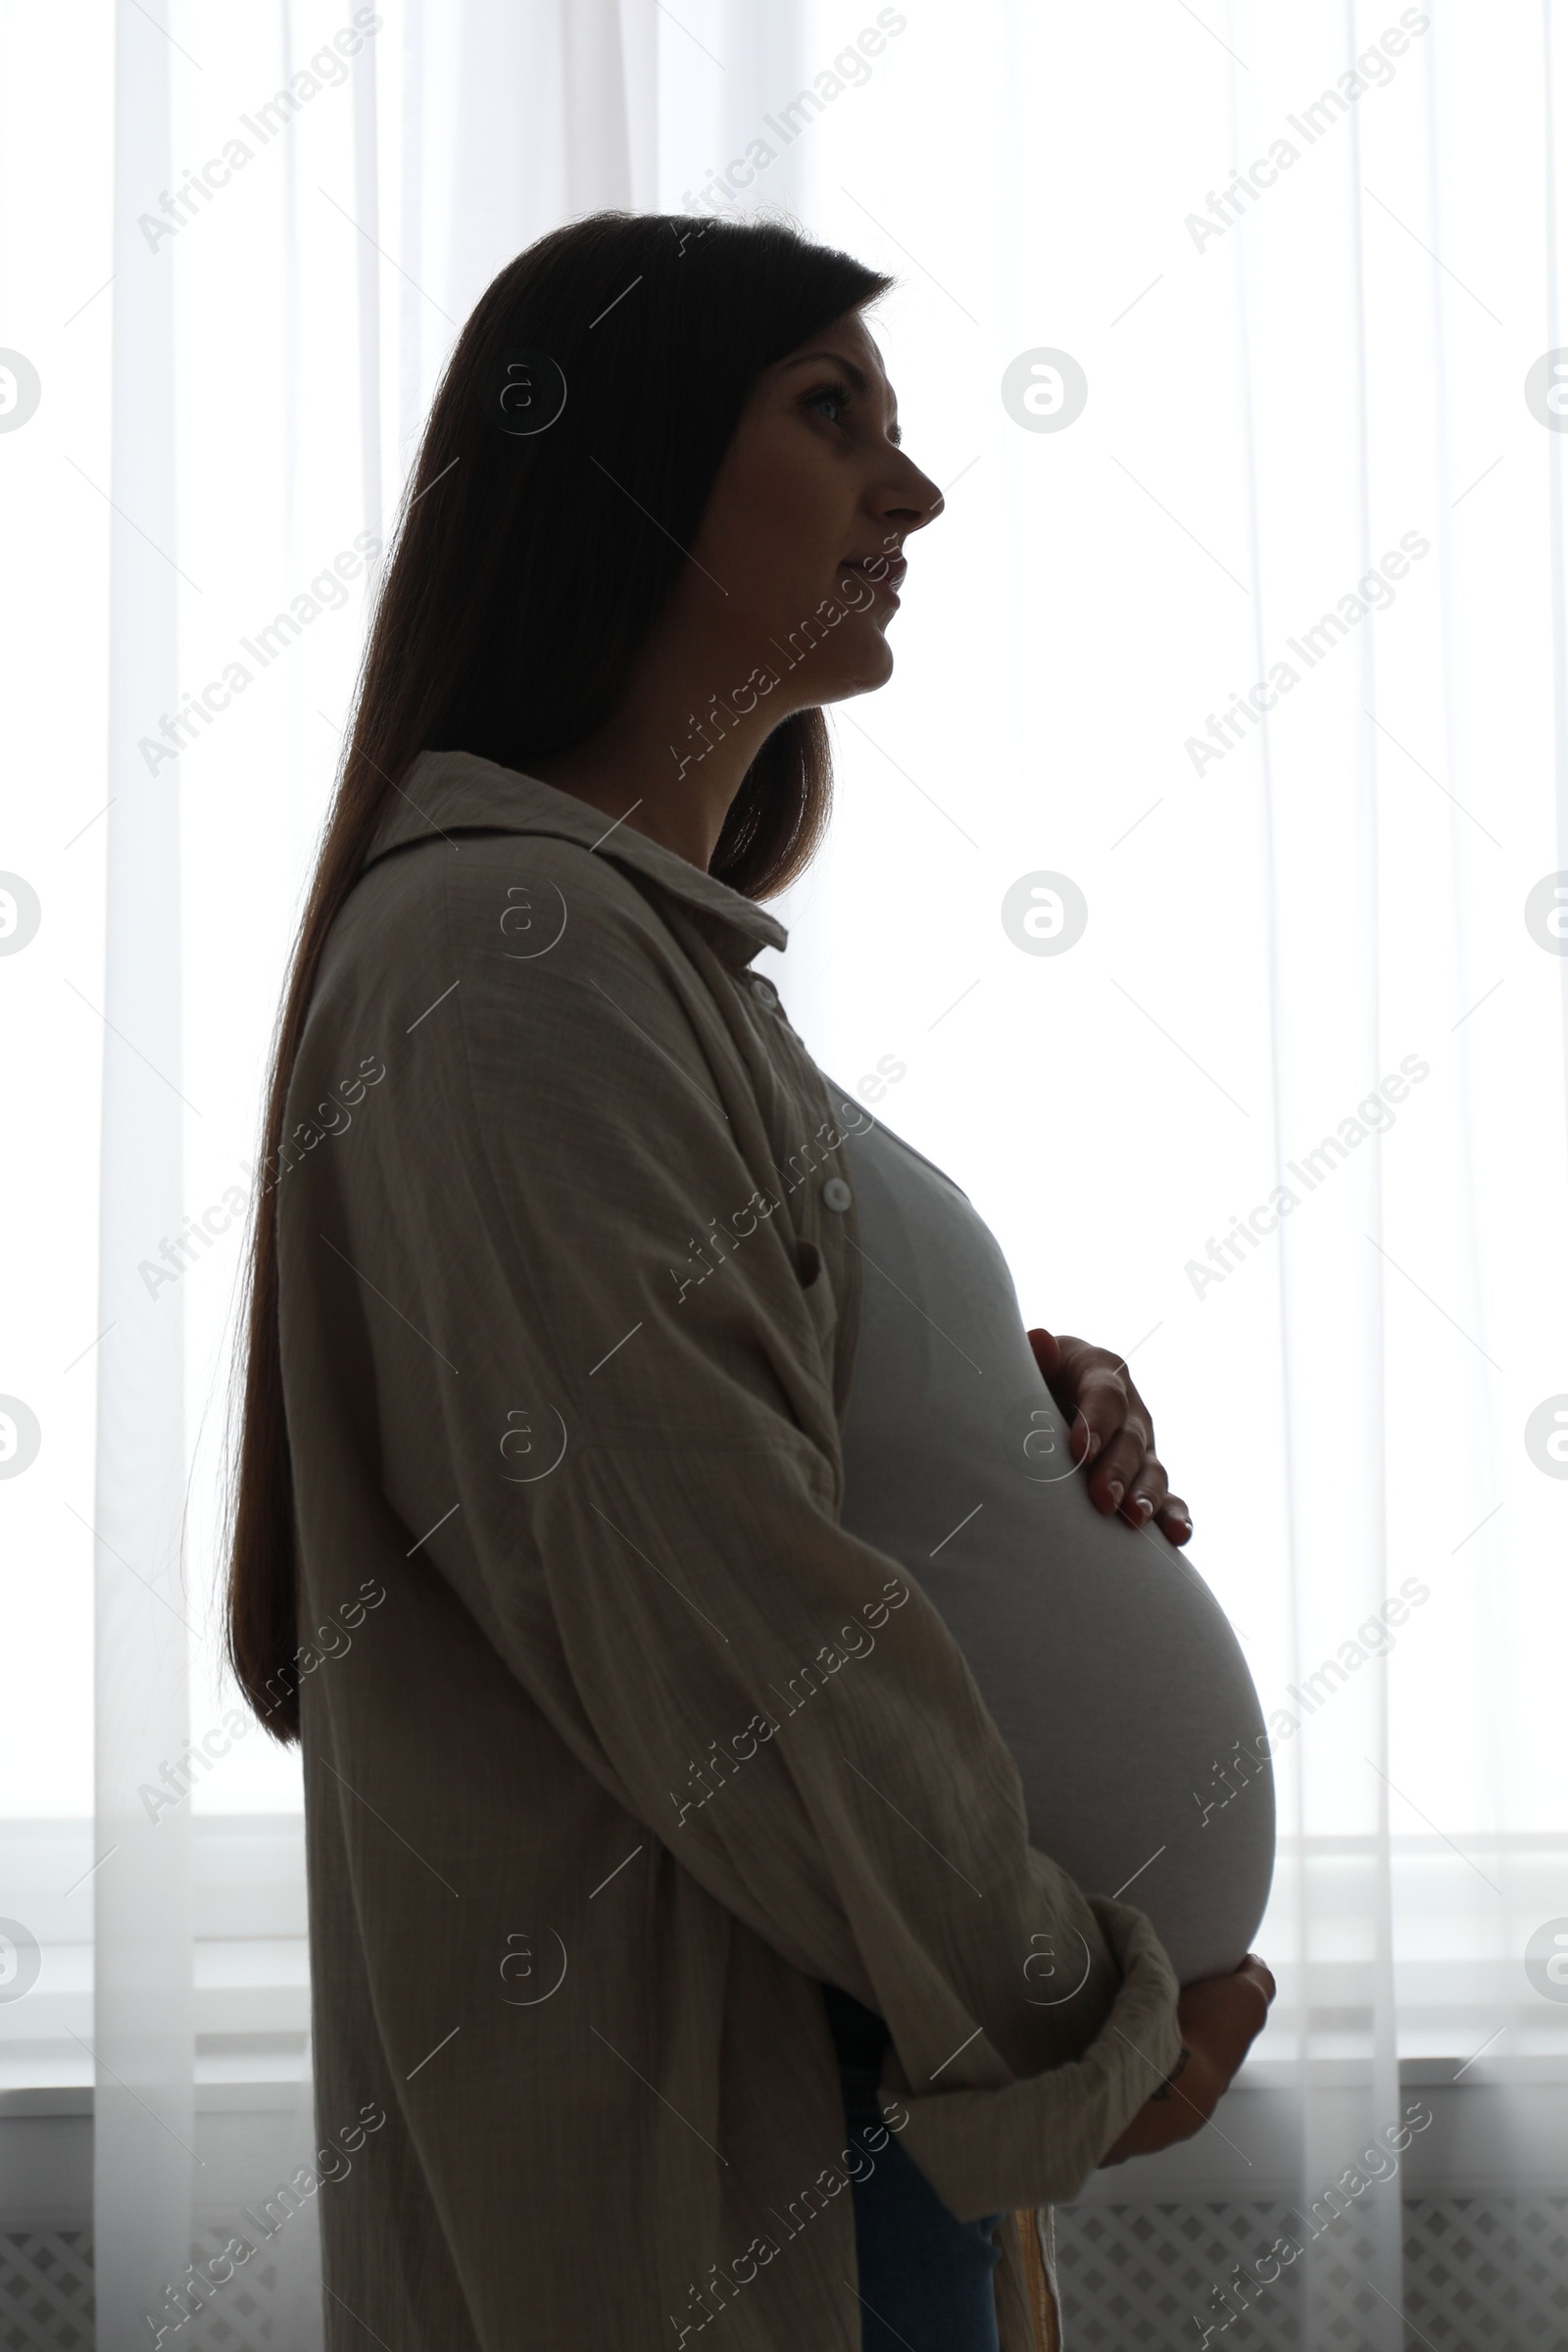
[782,350,903,447]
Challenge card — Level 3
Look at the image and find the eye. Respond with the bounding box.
[803,377,854,427]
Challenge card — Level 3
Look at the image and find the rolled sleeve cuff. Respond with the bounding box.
[882,1896,1184,2220]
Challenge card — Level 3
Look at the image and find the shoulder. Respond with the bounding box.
[310,825,709,1054]
[293,826,754,1194]
[343,827,678,973]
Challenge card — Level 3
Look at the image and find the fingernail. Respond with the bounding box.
[1106,1480,1123,1508]
[1132,1496,1153,1525]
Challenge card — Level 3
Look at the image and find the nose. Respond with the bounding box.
[876,454,945,542]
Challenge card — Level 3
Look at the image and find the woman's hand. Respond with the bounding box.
[1099,1954,1276,2167]
[1026,1327,1193,1544]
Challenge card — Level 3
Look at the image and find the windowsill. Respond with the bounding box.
[0,2078,311,2120]
[1242,2051,1568,2087]
[7,2052,1566,2122]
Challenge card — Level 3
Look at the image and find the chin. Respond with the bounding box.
[825,634,897,701]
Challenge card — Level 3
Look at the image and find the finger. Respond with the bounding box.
[1085,1423,1151,1514]
[1099,1352,1155,1442]
[1240,1952,1278,2005]
[1069,1361,1132,1436]
[1070,1410,1102,1467]
[1125,1455,1170,1528]
[1027,1329,1097,1462]
[1205,1962,1273,2052]
[1040,1345,1102,1466]
[1157,1494,1194,1544]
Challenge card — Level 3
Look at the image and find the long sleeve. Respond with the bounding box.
[283,819,1182,2222]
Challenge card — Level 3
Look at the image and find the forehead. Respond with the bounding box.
[824,310,885,370]
[772,314,897,407]
[796,310,886,376]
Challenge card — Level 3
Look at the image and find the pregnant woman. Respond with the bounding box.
[226,212,1274,2352]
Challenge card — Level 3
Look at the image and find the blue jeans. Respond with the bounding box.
[822,1983,1003,2352]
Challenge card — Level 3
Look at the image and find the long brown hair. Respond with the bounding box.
[224,211,893,1740]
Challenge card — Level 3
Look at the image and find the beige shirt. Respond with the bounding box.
[277,749,1182,2351]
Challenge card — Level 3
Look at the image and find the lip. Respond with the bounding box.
[841,551,906,601]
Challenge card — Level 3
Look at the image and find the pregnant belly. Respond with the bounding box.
[841,1383,1275,1986]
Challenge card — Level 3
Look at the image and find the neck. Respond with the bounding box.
[529,692,777,874]
[529,599,810,872]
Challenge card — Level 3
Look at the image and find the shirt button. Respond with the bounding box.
[822,1177,853,1213]
[750,975,778,1008]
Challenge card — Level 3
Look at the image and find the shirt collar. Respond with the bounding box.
[359,748,789,968]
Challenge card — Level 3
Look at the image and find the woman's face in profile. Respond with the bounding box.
[682,308,944,708]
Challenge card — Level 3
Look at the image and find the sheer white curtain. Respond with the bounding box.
[3,1,662,2344]
[765,1,1568,2341]
[2,2,1564,2347]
